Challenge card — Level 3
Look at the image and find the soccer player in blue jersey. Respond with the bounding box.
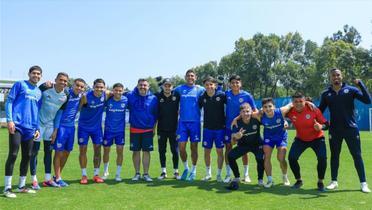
[52,78,86,187]
[224,75,256,183]
[198,76,225,181]
[30,72,69,189]
[102,83,128,182]
[4,66,42,198]
[174,69,205,181]
[78,78,109,184]
[127,79,158,182]
[319,68,371,193]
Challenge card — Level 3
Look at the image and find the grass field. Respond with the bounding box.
[0,128,371,209]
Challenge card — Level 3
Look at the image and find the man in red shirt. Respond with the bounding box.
[287,92,329,191]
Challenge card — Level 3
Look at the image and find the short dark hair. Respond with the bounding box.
[291,91,305,99]
[137,78,148,84]
[329,67,341,74]
[93,78,105,86]
[56,72,69,79]
[203,76,217,84]
[229,75,241,82]
[262,97,274,106]
[185,69,196,76]
[74,78,86,84]
[29,65,42,74]
[113,83,124,89]
[240,102,252,110]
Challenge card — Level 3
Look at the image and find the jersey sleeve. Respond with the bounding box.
[318,91,328,113]
[247,93,257,110]
[315,108,327,124]
[198,95,204,108]
[5,82,21,122]
[353,81,371,104]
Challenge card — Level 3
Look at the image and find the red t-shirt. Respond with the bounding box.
[286,106,327,141]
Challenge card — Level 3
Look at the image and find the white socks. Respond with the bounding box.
[162,167,167,173]
[19,176,26,188]
[191,165,197,174]
[183,161,189,170]
[206,166,211,176]
[82,168,87,176]
[4,176,12,190]
[104,163,109,174]
[243,165,249,176]
[94,168,100,176]
[31,175,38,182]
[116,165,122,176]
[45,173,51,181]
[226,165,231,176]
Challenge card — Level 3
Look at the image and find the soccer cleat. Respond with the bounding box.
[216,175,223,182]
[243,175,251,183]
[202,175,212,181]
[102,172,109,180]
[143,174,153,182]
[225,181,239,190]
[43,180,60,187]
[173,172,181,180]
[317,182,325,192]
[361,182,371,193]
[283,176,290,186]
[14,187,36,194]
[258,179,264,187]
[3,188,16,198]
[264,180,274,188]
[80,176,88,184]
[115,175,122,182]
[186,173,196,181]
[93,175,105,183]
[223,175,231,183]
[32,181,41,190]
[56,179,69,187]
[132,173,141,181]
[180,169,189,180]
[292,180,303,189]
[326,181,338,190]
[158,172,167,180]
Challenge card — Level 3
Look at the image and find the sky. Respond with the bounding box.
[1,0,371,89]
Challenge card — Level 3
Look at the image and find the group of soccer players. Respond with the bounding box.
[3,66,371,198]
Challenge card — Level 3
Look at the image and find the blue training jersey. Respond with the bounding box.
[261,108,287,141]
[5,80,42,130]
[174,84,205,122]
[55,88,83,128]
[105,95,128,133]
[225,90,256,129]
[78,90,105,131]
[38,86,68,127]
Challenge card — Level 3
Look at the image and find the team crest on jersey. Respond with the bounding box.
[328,93,332,96]
[276,119,281,123]
[100,97,104,102]
[160,98,164,103]
[252,125,257,130]
[203,99,207,103]
[172,96,176,101]
[344,89,349,94]
[305,114,311,119]
[216,97,220,101]
[227,96,231,100]
[121,103,125,108]
[239,98,243,103]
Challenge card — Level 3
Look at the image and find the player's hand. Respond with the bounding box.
[7,121,15,134]
[51,130,58,144]
[283,120,289,130]
[34,130,40,140]
[45,81,53,88]
[235,128,245,139]
[231,116,240,129]
[353,78,361,86]
[313,119,322,131]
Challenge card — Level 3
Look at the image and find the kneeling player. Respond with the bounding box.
[226,103,264,190]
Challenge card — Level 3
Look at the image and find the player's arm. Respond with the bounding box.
[313,108,330,131]
[318,92,328,113]
[5,82,21,134]
[232,128,245,141]
[79,94,87,108]
[280,102,293,117]
[353,79,371,104]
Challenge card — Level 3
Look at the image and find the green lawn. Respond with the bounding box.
[0,128,371,209]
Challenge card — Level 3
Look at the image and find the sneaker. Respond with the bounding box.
[115,175,122,182]
[158,172,167,180]
[14,187,36,193]
[43,180,60,187]
[180,169,189,180]
[361,182,371,193]
[202,175,212,181]
[143,174,153,182]
[223,175,231,183]
[283,176,290,186]
[317,182,325,192]
[258,179,264,187]
[93,175,104,183]
[132,173,141,181]
[187,173,196,181]
[56,179,69,187]
[292,180,303,189]
[216,175,223,182]
[264,180,274,188]
[3,188,16,198]
[225,181,239,190]
[80,175,88,184]
[32,181,41,190]
[102,172,109,180]
[326,181,338,190]
[173,172,181,180]
[243,175,251,183]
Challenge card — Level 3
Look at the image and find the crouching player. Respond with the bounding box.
[102,83,128,182]
[226,103,264,190]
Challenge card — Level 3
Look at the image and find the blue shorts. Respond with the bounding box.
[202,129,225,149]
[176,121,201,142]
[263,135,287,148]
[54,126,75,152]
[77,127,103,146]
[15,125,36,141]
[130,131,153,151]
[103,131,125,147]
[224,128,232,144]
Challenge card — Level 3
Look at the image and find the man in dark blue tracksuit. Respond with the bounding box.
[319,68,371,193]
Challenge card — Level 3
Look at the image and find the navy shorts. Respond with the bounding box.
[130,131,153,151]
